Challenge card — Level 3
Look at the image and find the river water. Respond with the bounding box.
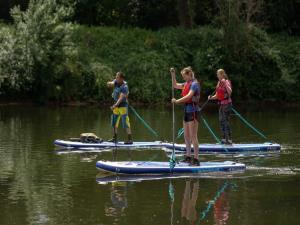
[0,105,299,225]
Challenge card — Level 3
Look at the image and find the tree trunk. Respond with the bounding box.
[178,0,193,29]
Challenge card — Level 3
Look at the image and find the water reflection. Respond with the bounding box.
[213,190,229,225]
[196,182,231,225]
[214,188,230,225]
[1,106,300,225]
[104,182,128,218]
[169,179,232,225]
[181,180,199,224]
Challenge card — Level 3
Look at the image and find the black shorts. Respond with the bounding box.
[184,111,200,122]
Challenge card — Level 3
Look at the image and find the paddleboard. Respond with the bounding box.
[96,160,245,174]
[55,140,281,153]
[164,142,281,153]
[54,139,163,149]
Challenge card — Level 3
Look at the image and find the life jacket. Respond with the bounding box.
[112,81,128,103]
[181,80,200,104]
[216,80,231,101]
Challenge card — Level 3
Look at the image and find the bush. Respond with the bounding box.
[0,0,75,103]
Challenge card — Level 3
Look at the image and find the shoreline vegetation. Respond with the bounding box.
[1,99,300,110]
[0,1,299,105]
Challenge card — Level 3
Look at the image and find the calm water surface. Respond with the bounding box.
[0,105,299,225]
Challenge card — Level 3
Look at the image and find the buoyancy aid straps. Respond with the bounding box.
[216,80,231,101]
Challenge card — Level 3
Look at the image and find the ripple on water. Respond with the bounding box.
[247,165,299,176]
[281,143,300,151]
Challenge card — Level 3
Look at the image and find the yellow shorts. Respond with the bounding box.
[111,107,131,129]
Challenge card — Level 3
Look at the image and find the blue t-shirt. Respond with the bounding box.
[184,81,201,113]
[112,80,129,107]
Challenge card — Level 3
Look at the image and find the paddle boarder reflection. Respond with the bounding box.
[196,181,231,225]
[213,189,230,225]
[104,182,128,217]
[179,180,230,225]
[181,180,199,224]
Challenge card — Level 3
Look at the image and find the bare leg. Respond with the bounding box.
[183,121,191,157]
[125,128,133,144]
[192,120,199,160]
[110,112,119,142]
[124,114,132,144]
[126,127,132,135]
[110,127,117,142]
[181,180,191,219]
[187,120,199,160]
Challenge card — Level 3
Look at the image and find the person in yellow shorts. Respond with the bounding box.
[107,72,133,144]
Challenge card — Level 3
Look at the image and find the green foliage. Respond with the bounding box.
[72,24,300,103]
[74,0,179,29]
[73,26,174,103]
[270,34,300,99]
[83,62,113,101]
[0,0,299,103]
[1,0,299,34]
[123,51,170,102]
[261,0,299,34]
[0,25,28,91]
[0,0,76,102]
[210,0,296,100]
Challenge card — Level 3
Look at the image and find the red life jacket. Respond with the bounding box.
[216,80,231,101]
[181,80,193,104]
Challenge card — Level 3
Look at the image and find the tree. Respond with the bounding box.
[0,0,29,22]
[178,0,194,28]
[0,0,75,102]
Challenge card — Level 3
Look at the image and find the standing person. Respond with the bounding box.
[107,72,133,144]
[208,69,233,145]
[170,67,200,166]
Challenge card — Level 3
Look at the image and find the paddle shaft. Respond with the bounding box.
[199,90,216,112]
[172,75,175,154]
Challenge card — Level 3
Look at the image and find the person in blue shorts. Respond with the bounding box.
[107,72,133,144]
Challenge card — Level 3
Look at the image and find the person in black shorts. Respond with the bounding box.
[171,67,201,166]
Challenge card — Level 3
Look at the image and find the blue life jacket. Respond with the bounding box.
[112,80,129,107]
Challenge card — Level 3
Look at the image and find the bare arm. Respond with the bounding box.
[113,92,127,107]
[170,68,184,90]
[172,77,184,89]
[209,93,218,100]
[223,80,232,96]
[107,80,115,88]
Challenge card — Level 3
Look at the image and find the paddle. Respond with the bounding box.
[170,68,176,170]
[112,127,118,160]
[200,90,216,112]
[169,181,175,225]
